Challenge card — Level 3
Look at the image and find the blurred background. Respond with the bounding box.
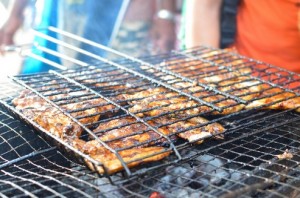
[0,0,34,79]
[0,0,183,80]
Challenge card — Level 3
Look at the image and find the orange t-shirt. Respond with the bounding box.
[234,0,300,73]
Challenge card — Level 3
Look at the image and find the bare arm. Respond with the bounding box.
[184,0,223,48]
[151,0,177,53]
[0,0,28,53]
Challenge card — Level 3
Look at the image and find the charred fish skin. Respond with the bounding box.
[12,89,173,174]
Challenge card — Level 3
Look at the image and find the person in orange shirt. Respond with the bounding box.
[184,0,300,73]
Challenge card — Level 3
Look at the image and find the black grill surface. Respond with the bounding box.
[0,107,300,197]
[0,45,300,197]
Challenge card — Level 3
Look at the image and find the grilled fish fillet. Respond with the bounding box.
[246,88,300,112]
[158,58,252,84]
[94,117,175,148]
[12,90,172,174]
[13,89,116,123]
[93,115,225,146]
[20,106,82,138]
[123,86,245,116]
[72,138,171,174]
[163,116,225,144]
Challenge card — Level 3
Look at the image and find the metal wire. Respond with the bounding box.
[173,50,299,96]
[31,28,223,111]
[49,70,181,157]
[1,94,300,197]
[1,28,300,197]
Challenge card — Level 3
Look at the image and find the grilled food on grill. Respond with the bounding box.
[12,89,115,138]
[94,117,174,148]
[11,54,299,176]
[161,116,224,144]
[72,138,171,174]
[20,106,82,138]
[12,87,226,174]
[13,89,116,123]
[93,116,225,146]
[157,58,252,84]
[246,87,300,112]
[158,57,300,112]
[123,86,245,116]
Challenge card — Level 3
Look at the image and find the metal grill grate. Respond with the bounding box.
[0,107,300,197]
[0,27,300,197]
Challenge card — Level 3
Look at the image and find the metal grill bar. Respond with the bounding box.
[49,70,181,156]
[47,27,246,104]
[15,165,93,198]
[0,100,102,168]
[32,43,88,67]
[1,170,67,198]
[8,75,131,176]
[0,180,38,198]
[0,147,55,169]
[21,50,67,70]
[31,27,227,112]
[176,49,299,96]
[9,72,178,177]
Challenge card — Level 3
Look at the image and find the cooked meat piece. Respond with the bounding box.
[62,98,115,124]
[246,88,300,112]
[12,89,85,109]
[124,87,197,112]
[93,117,175,148]
[13,89,114,139]
[93,114,225,148]
[152,116,225,144]
[21,106,82,139]
[122,87,167,102]
[185,85,246,115]
[158,58,252,84]
[13,89,116,123]
[72,138,171,174]
[124,86,244,116]
[217,76,263,100]
[80,79,129,91]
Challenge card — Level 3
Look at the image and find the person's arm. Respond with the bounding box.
[0,0,28,54]
[151,0,177,53]
[185,0,223,48]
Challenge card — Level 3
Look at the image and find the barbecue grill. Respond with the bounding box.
[0,27,300,197]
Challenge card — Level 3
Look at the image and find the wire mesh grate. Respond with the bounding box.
[0,27,300,197]
[0,107,300,197]
[2,44,300,176]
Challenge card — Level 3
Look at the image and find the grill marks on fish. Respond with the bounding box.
[12,89,174,174]
[72,138,171,174]
[11,59,300,175]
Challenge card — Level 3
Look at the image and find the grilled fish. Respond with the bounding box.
[93,117,175,148]
[72,138,171,174]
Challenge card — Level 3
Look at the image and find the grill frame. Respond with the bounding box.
[1,27,300,197]
[1,106,300,197]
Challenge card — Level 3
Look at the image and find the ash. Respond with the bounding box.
[94,176,124,198]
[149,154,249,197]
[68,154,249,197]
